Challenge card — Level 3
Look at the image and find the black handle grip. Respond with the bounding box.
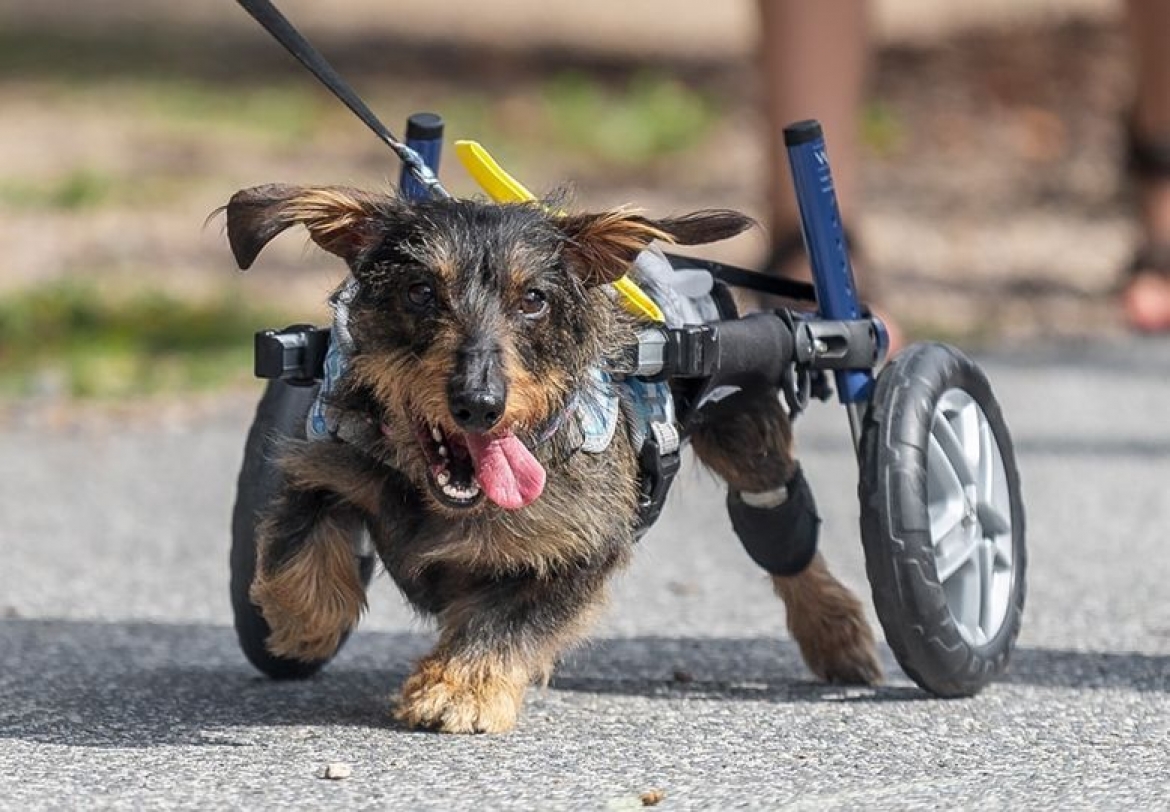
[706,313,795,391]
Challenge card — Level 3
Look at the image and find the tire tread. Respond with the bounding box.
[858,343,1027,697]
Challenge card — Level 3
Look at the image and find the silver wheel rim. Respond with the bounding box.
[926,388,1014,646]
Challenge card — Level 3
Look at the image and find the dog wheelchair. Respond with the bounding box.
[229,0,1026,698]
[231,115,1026,699]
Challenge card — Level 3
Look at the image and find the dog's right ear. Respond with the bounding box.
[224,184,392,269]
[557,208,755,287]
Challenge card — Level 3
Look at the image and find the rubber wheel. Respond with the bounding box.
[858,342,1026,697]
[230,380,375,679]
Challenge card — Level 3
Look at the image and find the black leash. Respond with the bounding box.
[235,0,450,200]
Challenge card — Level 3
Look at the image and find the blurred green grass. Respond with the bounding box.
[130,80,328,143]
[0,282,289,398]
[537,71,717,166]
[860,100,906,157]
[0,169,187,211]
[46,69,718,169]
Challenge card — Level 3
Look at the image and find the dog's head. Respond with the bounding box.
[225,184,750,513]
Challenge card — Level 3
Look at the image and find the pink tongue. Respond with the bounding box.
[465,431,546,510]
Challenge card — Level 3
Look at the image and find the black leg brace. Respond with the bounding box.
[727,465,819,576]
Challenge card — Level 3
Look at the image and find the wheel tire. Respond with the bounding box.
[230,380,375,679]
[858,342,1026,697]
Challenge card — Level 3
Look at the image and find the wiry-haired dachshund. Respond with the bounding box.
[224,185,881,733]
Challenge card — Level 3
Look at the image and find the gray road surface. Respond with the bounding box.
[1,339,1168,810]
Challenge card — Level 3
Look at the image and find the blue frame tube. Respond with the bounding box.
[783,120,875,404]
[399,112,444,202]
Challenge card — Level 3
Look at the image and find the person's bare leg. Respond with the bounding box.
[755,1,902,349]
[758,0,869,251]
[1122,0,1170,331]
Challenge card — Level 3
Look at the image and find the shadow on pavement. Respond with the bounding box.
[1,618,1165,747]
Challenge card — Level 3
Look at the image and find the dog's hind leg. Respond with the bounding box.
[250,486,368,663]
[690,387,881,685]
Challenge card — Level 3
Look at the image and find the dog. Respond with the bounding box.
[224,184,882,733]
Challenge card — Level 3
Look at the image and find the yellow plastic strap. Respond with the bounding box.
[454,140,665,323]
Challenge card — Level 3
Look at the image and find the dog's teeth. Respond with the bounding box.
[431,426,443,442]
[439,481,480,502]
[438,444,448,457]
[436,470,451,486]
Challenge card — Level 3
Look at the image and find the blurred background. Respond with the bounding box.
[0,0,1137,403]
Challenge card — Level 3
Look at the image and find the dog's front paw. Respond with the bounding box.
[395,656,526,734]
[251,573,363,663]
[253,594,350,662]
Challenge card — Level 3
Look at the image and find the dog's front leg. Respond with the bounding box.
[395,551,620,734]
[250,486,368,662]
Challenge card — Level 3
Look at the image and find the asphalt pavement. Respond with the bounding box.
[1,338,1168,810]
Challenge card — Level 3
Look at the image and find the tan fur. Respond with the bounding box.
[559,209,673,286]
[501,340,568,431]
[280,446,386,516]
[281,187,383,258]
[411,525,601,580]
[772,553,883,685]
[408,447,638,579]
[414,231,458,284]
[396,586,606,733]
[351,347,449,425]
[395,651,530,734]
[251,515,369,662]
[453,600,604,685]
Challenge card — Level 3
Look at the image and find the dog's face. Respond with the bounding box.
[225,185,750,514]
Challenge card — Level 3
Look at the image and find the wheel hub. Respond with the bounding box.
[926,388,1015,646]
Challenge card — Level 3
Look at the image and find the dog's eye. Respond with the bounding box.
[406,282,435,309]
[519,289,548,318]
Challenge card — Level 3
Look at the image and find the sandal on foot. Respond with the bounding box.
[1121,126,1170,332]
[1121,244,1170,332]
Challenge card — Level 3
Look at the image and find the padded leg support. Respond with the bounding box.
[727,465,820,576]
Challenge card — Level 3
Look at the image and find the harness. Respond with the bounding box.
[305,246,736,536]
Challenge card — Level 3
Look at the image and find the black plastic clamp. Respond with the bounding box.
[254,324,330,386]
[634,426,682,536]
[793,318,885,369]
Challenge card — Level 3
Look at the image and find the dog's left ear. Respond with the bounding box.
[558,209,754,286]
[224,184,394,269]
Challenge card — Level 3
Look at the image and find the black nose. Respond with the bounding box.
[449,389,505,433]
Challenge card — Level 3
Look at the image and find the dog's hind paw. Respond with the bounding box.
[797,615,883,686]
[394,656,527,734]
[772,556,884,686]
